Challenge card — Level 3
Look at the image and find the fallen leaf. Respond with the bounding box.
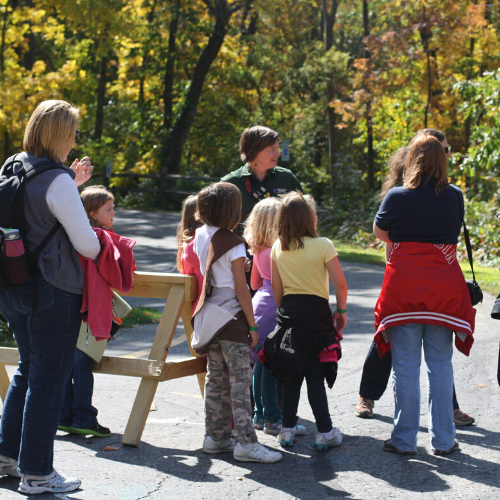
[236,477,243,481]
[103,446,119,451]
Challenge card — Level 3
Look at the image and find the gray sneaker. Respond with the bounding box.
[202,436,235,454]
[233,442,282,463]
[18,469,81,495]
[0,454,20,477]
[312,428,343,450]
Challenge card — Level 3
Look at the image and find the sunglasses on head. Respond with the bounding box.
[75,129,80,142]
[444,145,451,154]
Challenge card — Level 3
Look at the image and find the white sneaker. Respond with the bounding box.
[202,436,235,454]
[278,429,295,447]
[0,454,20,477]
[18,469,81,495]
[233,442,282,463]
[312,427,343,450]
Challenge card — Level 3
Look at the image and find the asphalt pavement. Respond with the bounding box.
[1,208,499,499]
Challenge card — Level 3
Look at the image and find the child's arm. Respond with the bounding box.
[232,257,259,348]
[326,256,348,332]
[250,260,263,291]
[271,259,284,307]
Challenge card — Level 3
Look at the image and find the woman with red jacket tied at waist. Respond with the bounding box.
[373,133,475,456]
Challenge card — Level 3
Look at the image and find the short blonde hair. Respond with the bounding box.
[80,185,114,228]
[243,197,281,254]
[23,100,79,163]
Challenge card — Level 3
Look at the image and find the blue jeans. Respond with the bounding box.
[0,278,82,475]
[253,345,281,424]
[359,340,461,410]
[389,323,456,452]
[60,348,98,429]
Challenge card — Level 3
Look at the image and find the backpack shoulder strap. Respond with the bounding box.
[22,160,68,182]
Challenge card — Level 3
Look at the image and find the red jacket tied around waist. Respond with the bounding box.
[79,228,136,341]
[374,242,475,357]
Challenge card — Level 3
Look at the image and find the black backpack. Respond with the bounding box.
[0,154,69,287]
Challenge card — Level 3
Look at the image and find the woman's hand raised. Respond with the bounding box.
[71,156,94,187]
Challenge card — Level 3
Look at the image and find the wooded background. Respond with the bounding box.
[2,0,500,263]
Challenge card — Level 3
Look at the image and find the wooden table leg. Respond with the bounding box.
[121,284,185,447]
[0,364,11,403]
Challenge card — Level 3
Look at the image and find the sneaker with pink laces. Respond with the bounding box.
[355,397,374,418]
[453,409,475,426]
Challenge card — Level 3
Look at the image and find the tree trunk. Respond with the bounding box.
[0,1,10,74]
[419,8,432,128]
[466,0,478,150]
[160,0,250,208]
[322,0,339,192]
[94,55,108,140]
[163,0,180,130]
[363,0,375,190]
[465,36,475,151]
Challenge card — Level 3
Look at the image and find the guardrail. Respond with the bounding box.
[91,172,220,196]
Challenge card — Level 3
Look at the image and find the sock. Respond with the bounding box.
[242,442,254,449]
[320,428,335,440]
[282,427,295,433]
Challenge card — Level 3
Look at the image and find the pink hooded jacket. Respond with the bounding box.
[79,228,136,341]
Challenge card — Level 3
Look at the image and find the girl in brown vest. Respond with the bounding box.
[192,182,282,463]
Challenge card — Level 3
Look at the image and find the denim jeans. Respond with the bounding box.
[253,345,281,424]
[360,340,461,410]
[282,358,332,433]
[59,348,98,429]
[0,278,82,475]
[389,322,456,452]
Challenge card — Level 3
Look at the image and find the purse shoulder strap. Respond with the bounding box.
[453,187,477,283]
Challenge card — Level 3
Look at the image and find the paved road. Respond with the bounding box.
[1,209,499,499]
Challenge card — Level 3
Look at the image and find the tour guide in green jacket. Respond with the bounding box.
[221,126,302,233]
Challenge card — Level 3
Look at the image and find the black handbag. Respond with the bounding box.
[491,293,500,319]
[455,190,483,306]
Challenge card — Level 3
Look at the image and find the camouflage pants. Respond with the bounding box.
[205,339,257,445]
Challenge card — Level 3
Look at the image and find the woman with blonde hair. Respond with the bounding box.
[373,133,475,456]
[0,100,99,494]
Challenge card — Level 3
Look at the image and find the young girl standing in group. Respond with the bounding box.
[265,192,347,450]
[244,197,306,437]
[176,195,203,315]
[192,182,282,463]
[59,186,129,438]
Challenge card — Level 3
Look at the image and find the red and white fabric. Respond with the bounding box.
[374,241,475,357]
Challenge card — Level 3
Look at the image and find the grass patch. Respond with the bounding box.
[334,240,386,267]
[333,239,500,296]
[121,307,162,328]
[0,314,15,347]
[460,264,500,297]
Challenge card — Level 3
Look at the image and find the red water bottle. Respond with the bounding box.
[3,229,25,257]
